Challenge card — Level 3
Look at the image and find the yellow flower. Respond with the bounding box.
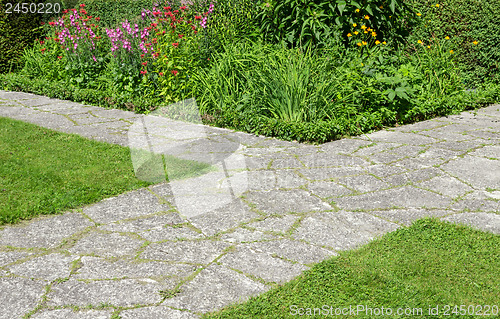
[427,45,431,48]
[418,40,422,44]
[361,63,364,66]
[361,25,367,29]
[372,31,377,37]
[382,41,387,45]
[347,33,352,37]
[367,27,372,31]
[364,30,368,33]
[445,36,450,40]
[375,40,381,45]
[362,41,367,45]
[354,31,359,35]
[353,23,357,27]
[355,8,360,12]
[357,42,362,46]
[436,4,439,7]
[364,15,370,19]
[389,15,391,18]
[473,41,478,45]
[417,12,422,16]
[450,50,454,53]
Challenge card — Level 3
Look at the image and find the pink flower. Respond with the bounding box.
[140,70,147,75]
[80,3,85,7]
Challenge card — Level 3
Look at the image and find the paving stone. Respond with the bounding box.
[33,102,97,115]
[418,175,474,198]
[333,186,452,210]
[0,277,46,319]
[31,309,111,319]
[99,213,185,233]
[75,256,196,281]
[68,232,144,258]
[362,130,438,145]
[66,113,117,125]
[141,240,230,264]
[188,199,259,236]
[395,120,448,132]
[247,215,299,233]
[465,130,500,141]
[0,213,93,249]
[241,170,277,191]
[306,180,354,198]
[297,166,366,181]
[270,156,304,169]
[299,153,369,168]
[163,264,268,313]
[90,108,141,119]
[82,189,170,224]
[352,142,401,156]
[119,306,199,319]
[441,212,500,234]
[0,251,34,267]
[468,145,500,159]
[47,279,164,307]
[319,138,374,154]
[383,167,443,186]
[0,90,39,100]
[219,246,309,283]
[368,208,452,226]
[244,189,333,214]
[275,169,308,188]
[6,253,79,281]
[17,96,57,107]
[432,140,482,151]
[244,239,337,265]
[293,211,399,250]
[367,151,407,164]
[449,191,500,212]
[140,226,204,242]
[219,228,279,243]
[440,155,500,190]
[365,164,408,178]
[337,174,390,193]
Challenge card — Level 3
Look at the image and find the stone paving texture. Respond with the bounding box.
[0,90,499,318]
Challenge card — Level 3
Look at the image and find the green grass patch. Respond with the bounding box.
[0,116,215,225]
[204,218,500,318]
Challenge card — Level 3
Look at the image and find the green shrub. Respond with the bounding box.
[74,0,153,29]
[0,0,64,73]
[255,0,418,49]
[406,0,500,87]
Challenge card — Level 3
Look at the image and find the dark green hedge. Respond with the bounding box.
[406,0,500,87]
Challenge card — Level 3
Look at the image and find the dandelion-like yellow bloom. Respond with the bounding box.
[355,8,360,12]
[353,23,357,27]
[417,12,422,16]
[375,40,381,45]
[473,41,478,45]
[347,33,352,37]
[436,4,439,7]
[383,41,387,44]
[354,31,359,35]
[361,63,364,66]
[450,50,454,53]
[362,41,367,45]
[357,42,362,46]
[427,45,431,48]
[364,30,368,33]
[372,31,377,37]
[364,15,370,19]
[445,36,450,40]
[367,27,372,31]
[361,25,366,29]
[418,40,422,44]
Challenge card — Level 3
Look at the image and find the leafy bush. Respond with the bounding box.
[406,0,500,87]
[255,0,418,49]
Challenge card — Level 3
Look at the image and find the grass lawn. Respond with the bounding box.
[0,116,214,225]
[203,218,500,319]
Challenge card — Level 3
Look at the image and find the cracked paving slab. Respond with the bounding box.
[0,91,499,316]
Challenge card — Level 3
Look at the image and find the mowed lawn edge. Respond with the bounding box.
[0,116,215,225]
[203,218,500,319]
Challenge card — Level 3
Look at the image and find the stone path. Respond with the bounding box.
[0,90,499,318]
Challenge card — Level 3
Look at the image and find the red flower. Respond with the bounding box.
[178,34,183,38]
[80,3,85,7]
[80,9,87,14]
[173,10,179,13]
[172,42,178,47]
[57,56,62,59]
[164,6,171,10]
[171,70,178,76]
[194,15,201,20]
[40,22,45,25]
[152,38,157,43]
[151,23,157,27]
[140,70,147,75]
[159,72,163,76]
[45,37,50,40]
[162,30,166,34]
[194,30,197,34]
[48,21,55,26]
[39,40,45,44]
[180,6,187,10]
[41,48,46,52]
[95,17,101,21]
[141,54,145,58]
[142,61,147,66]
[54,38,60,42]
[62,9,68,13]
